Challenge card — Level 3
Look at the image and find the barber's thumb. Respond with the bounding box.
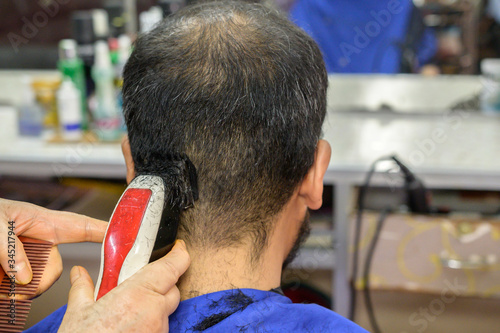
[66,266,94,311]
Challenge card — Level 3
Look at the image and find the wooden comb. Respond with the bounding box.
[0,237,52,332]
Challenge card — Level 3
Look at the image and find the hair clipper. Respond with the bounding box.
[94,175,179,301]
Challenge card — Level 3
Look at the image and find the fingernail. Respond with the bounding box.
[15,261,32,285]
[70,266,81,284]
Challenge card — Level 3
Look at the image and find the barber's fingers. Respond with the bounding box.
[164,285,182,316]
[22,209,107,245]
[66,266,95,312]
[125,240,191,296]
[2,247,62,301]
[2,198,107,244]
[65,240,189,316]
[34,246,63,297]
[0,223,32,285]
[47,211,107,244]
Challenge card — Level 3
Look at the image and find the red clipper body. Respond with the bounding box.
[95,175,168,301]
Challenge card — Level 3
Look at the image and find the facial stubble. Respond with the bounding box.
[282,210,311,270]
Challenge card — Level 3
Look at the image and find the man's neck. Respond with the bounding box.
[177,244,284,300]
[177,195,305,301]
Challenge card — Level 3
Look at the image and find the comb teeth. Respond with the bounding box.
[0,238,52,333]
[0,299,31,332]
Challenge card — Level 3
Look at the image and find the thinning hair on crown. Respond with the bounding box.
[123,1,327,260]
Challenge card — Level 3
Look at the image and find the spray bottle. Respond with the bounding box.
[92,40,121,141]
[58,39,88,130]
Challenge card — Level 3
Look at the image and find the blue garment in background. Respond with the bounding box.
[25,289,368,332]
[290,0,437,73]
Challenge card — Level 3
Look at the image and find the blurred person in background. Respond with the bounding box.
[288,0,438,74]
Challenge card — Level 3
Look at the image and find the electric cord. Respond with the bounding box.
[350,154,431,323]
[349,155,394,321]
[362,207,392,333]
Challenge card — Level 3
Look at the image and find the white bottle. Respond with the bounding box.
[57,79,83,141]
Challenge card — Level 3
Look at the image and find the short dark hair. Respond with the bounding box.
[123,1,327,258]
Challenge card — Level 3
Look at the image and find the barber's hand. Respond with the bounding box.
[59,240,190,333]
[0,198,107,297]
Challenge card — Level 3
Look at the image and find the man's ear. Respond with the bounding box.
[298,140,331,210]
[121,136,136,184]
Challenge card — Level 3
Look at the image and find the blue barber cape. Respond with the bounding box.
[290,0,437,73]
[25,288,368,332]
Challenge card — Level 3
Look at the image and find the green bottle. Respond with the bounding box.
[57,39,88,130]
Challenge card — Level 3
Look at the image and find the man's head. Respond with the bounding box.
[122,1,328,264]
